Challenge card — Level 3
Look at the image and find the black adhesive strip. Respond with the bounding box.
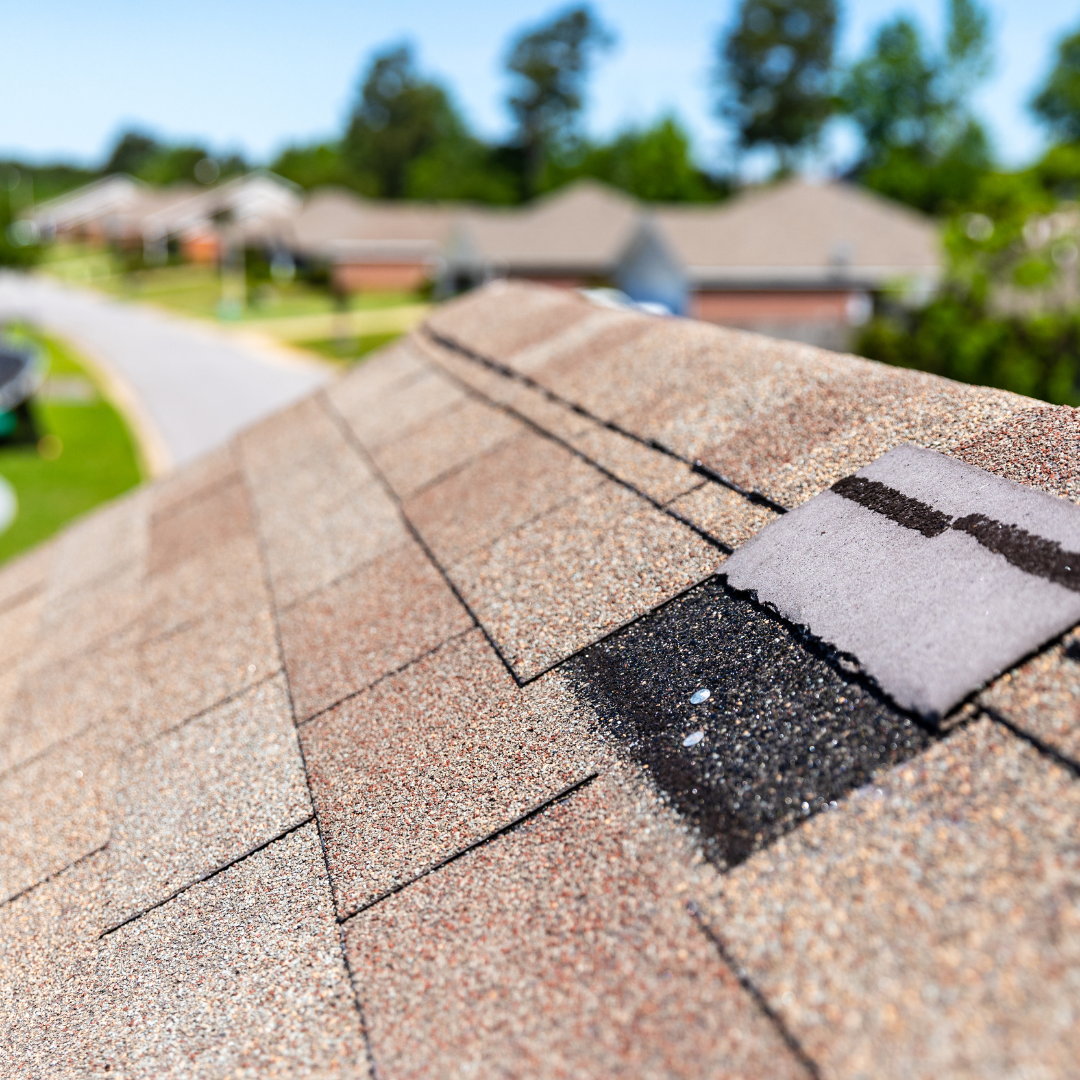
[952,513,1080,594]
[831,475,1080,592]
[830,475,951,538]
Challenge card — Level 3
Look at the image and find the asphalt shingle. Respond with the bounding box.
[302,628,594,917]
[345,770,811,1080]
[241,396,402,609]
[101,674,310,932]
[94,822,368,1078]
[279,534,471,720]
[0,726,114,903]
[703,717,1080,1080]
[403,427,601,568]
[448,478,724,680]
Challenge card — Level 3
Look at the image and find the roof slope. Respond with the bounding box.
[652,178,942,287]
[283,187,456,260]
[447,179,640,273]
[2,281,1080,1077]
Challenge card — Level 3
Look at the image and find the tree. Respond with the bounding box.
[1032,24,1080,144]
[102,130,160,176]
[505,5,614,196]
[716,0,838,170]
[548,116,724,201]
[271,143,353,190]
[840,0,993,214]
[343,44,466,199]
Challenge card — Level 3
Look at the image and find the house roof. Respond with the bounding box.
[280,186,456,263]
[29,174,146,233]
[650,178,943,289]
[3,280,1080,1077]
[446,179,640,275]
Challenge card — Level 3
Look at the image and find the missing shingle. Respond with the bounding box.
[565,577,932,871]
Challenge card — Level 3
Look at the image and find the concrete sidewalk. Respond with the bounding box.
[0,272,331,473]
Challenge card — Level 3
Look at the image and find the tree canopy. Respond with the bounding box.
[505,5,614,195]
[839,0,993,214]
[342,44,468,199]
[1031,24,1080,143]
[716,0,838,169]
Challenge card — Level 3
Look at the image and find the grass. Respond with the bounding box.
[298,331,402,364]
[40,244,419,323]
[0,329,143,565]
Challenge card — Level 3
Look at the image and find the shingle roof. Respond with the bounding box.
[281,187,456,262]
[650,178,942,288]
[3,280,1079,1078]
[445,179,640,275]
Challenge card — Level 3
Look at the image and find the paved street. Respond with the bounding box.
[0,272,330,471]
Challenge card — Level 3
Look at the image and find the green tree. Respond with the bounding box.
[505,5,614,196]
[840,0,993,214]
[343,44,466,199]
[138,145,214,185]
[548,116,724,201]
[716,0,838,170]
[1031,24,1080,143]
[270,143,353,190]
[405,139,520,203]
[102,130,160,176]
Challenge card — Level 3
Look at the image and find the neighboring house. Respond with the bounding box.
[440,180,640,292]
[616,180,942,349]
[30,172,302,264]
[30,174,146,243]
[138,172,303,264]
[275,188,455,293]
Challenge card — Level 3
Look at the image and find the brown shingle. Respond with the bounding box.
[371,394,521,501]
[148,473,253,577]
[279,535,471,720]
[241,397,402,608]
[150,442,240,519]
[93,823,368,1076]
[425,279,594,361]
[0,624,140,773]
[0,849,107,1076]
[135,603,280,739]
[666,482,778,548]
[952,404,1080,504]
[0,726,115,903]
[345,770,810,1080]
[328,363,466,451]
[403,428,601,568]
[302,629,594,916]
[705,717,1080,1079]
[447,479,724,679]
[101,674,309,931]
[979,624,1080,760]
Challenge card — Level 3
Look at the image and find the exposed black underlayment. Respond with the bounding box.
[831,475,1080,593]
[566,576,934,870]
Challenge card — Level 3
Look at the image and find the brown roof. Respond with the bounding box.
[3,280,1080,1077]
[652,178,942,288]
[446,179,640,275]
[283,187,456,263]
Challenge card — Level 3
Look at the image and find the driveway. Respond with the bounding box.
[0,272,331,472]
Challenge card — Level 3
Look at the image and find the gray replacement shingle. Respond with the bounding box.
[722,443,1080,721]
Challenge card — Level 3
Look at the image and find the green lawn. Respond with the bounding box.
[294,331,402,364]
[0,330,143,565]
[41,245,418,323]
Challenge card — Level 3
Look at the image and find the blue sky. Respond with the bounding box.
[1,0,1075,172]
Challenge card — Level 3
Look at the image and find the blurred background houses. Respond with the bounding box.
[4,0,1080,397]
